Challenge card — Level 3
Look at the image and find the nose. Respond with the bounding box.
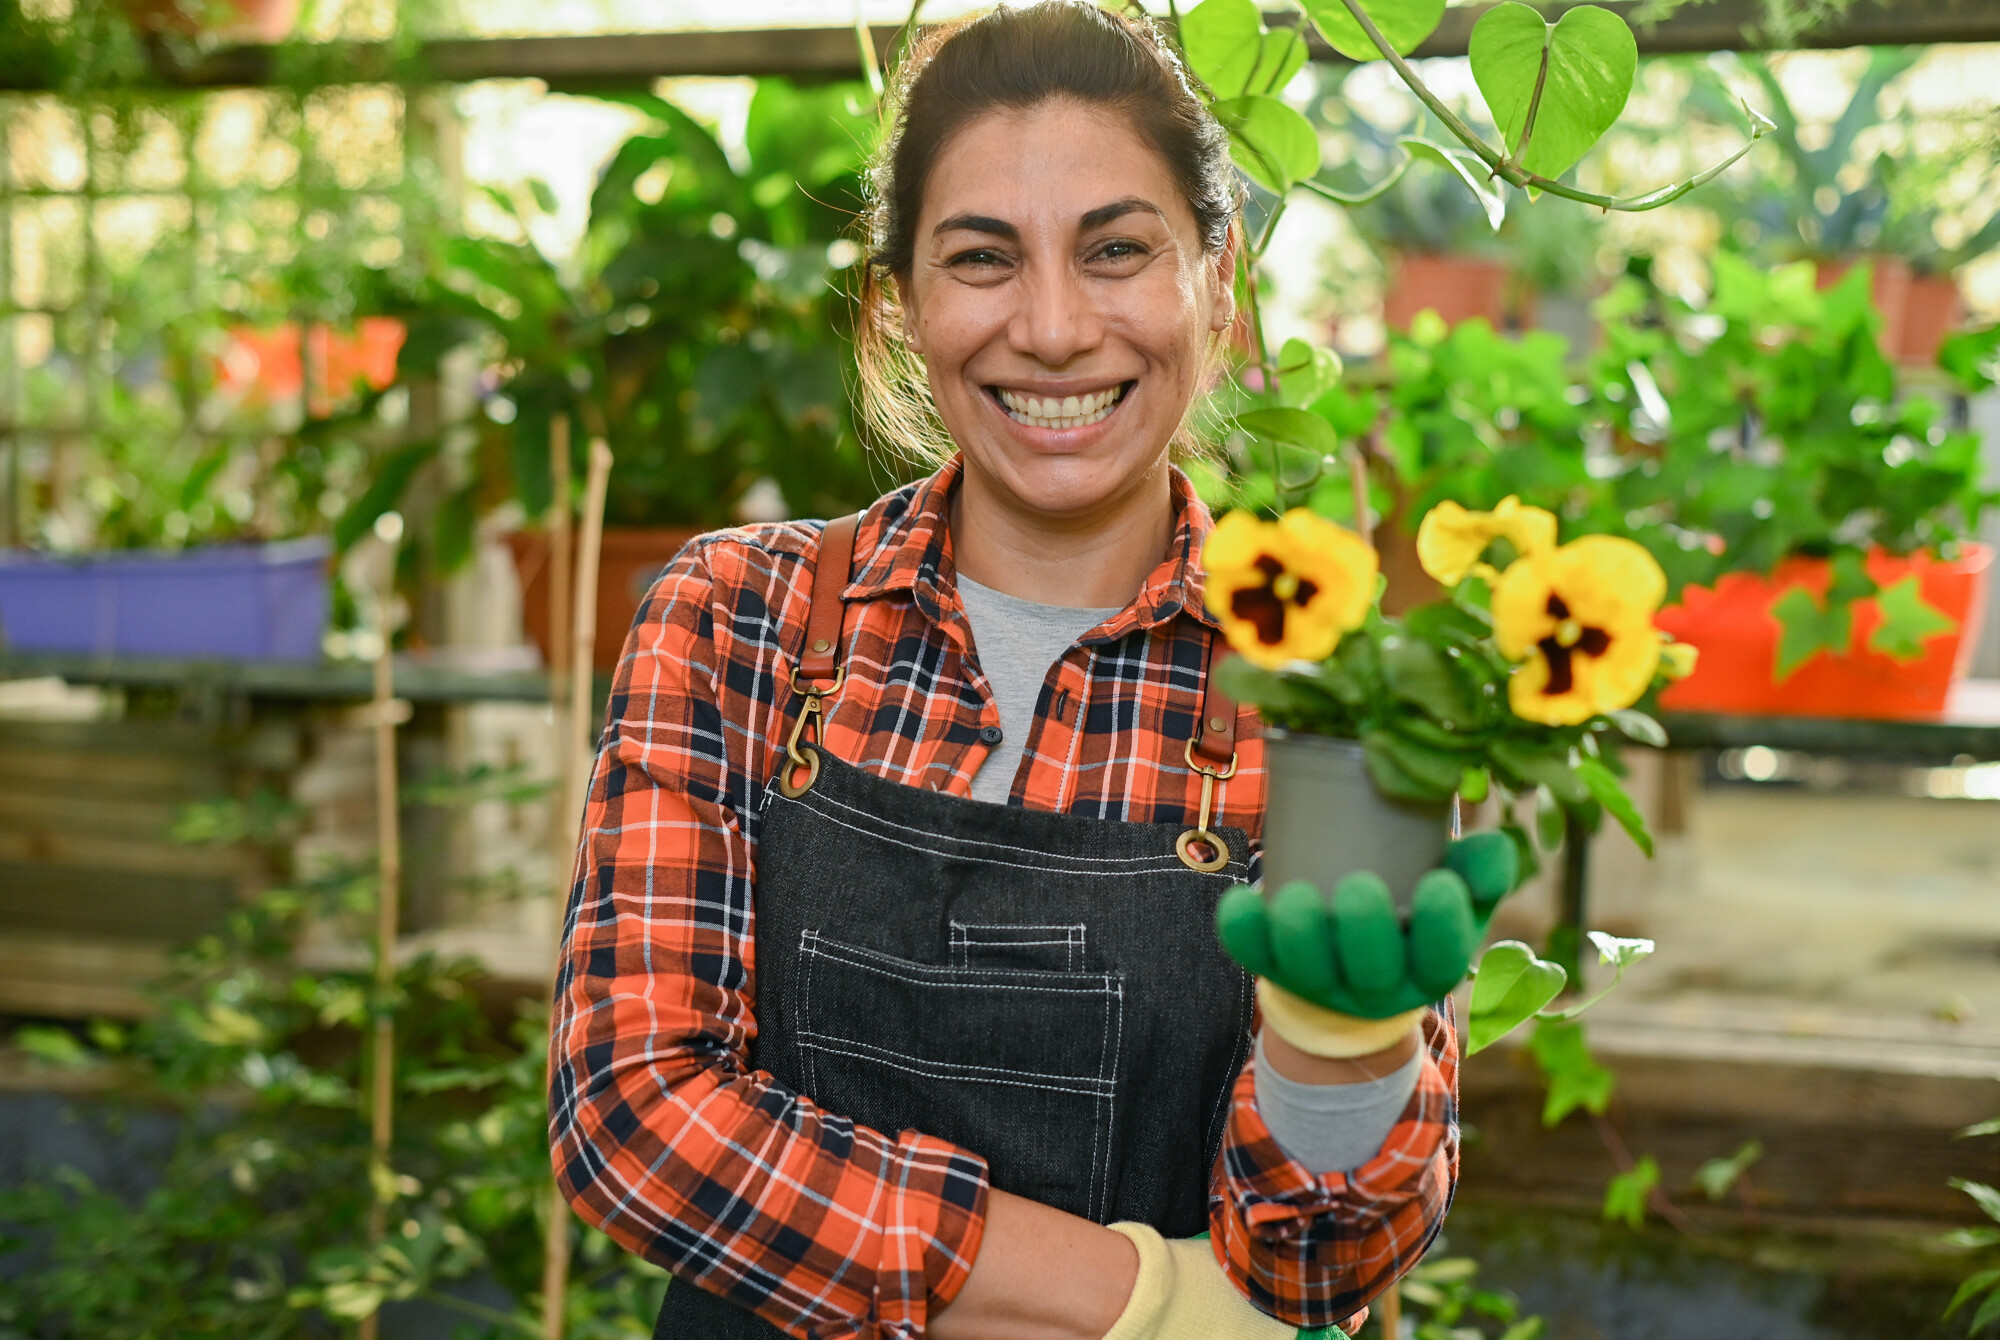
[1008,261,1104,367]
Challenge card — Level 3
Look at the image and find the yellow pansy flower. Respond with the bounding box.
[1416,496,1560,587]
[1203,509,1378,669]
[1493,536,1667,725]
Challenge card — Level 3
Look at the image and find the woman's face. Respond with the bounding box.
[901,99,1235,522]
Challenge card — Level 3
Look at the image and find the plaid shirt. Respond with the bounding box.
[550,457,1458,1337]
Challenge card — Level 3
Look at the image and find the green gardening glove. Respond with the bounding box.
[1216,831,1520,1024]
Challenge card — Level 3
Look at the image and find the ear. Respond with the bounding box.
[1207,224,1241,334]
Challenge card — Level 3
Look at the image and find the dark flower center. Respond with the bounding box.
[1231,553,1322,646]
[1536,594,1611,695]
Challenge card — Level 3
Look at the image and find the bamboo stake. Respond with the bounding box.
[540,438,614,1340]
[547,415,573,712]
[358,518,407,1340]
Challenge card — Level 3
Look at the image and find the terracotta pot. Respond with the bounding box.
[1383,254,1509,332]
[124,0,300,42]
[1814,256,1913,359]
[1898,275,1963,366]
[1261,731,1450,910]
[506,526,704,673]
[1656,545,1991,720]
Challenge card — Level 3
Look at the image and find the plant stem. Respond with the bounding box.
[1251,195,1289,259]
[1298,155,1414,208]
[1334,0,1770,212]
[1590,1112,1702,1237]
[1510,39,1554,172]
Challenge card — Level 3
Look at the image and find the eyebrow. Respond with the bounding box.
[931,197,1167,239]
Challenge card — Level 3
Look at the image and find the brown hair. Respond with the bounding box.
[854,1,1240,464]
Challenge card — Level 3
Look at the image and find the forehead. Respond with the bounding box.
[918,99,1197,235]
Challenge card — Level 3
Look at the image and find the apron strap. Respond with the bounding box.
[1191,631,1237,769]
[797,513,860,681]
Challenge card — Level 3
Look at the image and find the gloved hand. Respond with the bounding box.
[1216,832,1520,1048]
[1100,1223,1295,1340]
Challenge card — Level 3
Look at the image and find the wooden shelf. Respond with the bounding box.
[5,0,1999,93]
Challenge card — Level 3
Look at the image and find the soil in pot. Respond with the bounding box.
[1261,729,1451,906]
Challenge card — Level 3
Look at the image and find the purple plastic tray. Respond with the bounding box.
[0,538,330,662]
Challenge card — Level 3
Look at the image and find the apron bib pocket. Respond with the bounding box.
[795,929,1123,1222]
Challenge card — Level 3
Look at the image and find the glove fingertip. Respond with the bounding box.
[1215,885,1277,978]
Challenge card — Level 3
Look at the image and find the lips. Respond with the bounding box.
[992,382,1132,430]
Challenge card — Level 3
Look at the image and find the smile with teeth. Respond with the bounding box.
[994,383,1131,429]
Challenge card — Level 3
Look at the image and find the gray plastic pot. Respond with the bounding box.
[1260,729,1452,908]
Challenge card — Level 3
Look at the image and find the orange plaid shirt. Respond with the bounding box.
[550,457,1459,1337]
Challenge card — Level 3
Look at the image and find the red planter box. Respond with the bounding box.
[1656,546,1991,720]
[1383,254,1509,331]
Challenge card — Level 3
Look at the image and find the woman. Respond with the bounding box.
[551,6,1503,1337]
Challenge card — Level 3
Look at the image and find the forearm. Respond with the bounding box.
[930,1189,1137,1340]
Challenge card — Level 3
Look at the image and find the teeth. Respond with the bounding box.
[996,385,1126,429]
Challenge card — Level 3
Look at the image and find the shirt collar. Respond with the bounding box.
[846,454,1220,639]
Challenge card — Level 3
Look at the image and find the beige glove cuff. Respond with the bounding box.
[1100,1222,1294,1340]
[1258,980,1427,1060]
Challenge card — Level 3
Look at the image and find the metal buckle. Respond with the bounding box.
[1177,736,1238,873]
[776,665,845,798]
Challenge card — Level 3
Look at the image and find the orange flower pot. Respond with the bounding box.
[1655,546,1991,720]
[1383,254,1509,331]
[506,526,702,672]
[1898,275,1964,367]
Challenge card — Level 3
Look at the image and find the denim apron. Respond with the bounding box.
[653,517,1254,1339]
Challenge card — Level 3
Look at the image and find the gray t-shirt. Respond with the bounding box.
[955,574,1117,805]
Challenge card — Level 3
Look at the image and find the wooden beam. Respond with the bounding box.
[3,0,1996,92]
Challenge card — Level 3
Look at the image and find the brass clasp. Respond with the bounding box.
[776,664,845,798]
[1176,736,1238,873]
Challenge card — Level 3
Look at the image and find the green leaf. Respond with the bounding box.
[1234,406,1342,457]
[1535,782,1567,851]
[1528,1018,1615,1125]
[1576,756,1652,857]
[1467,940,1568,1054]
[1771,585,1852,680]
[1868,575,1957,662]
[1603,1155,1660,1229]
[1460,765,1491,804]
[14,1024,93,1068]
[1470,3,1636,181]
[1499,1321,1548,1340]
[1955,1178,2000,1226]
[1940,1227,2000,1250]
[1181,0,1308,100]
[1693,1139,1764,1201]
[1952,1270,2000,1320]
[1972,1286,2000,1336]
[1278,337,1344,409]
[1938,323,2000,392]
[1402,136,1506,231]
[1301,0,1446,62]
[335,441,439,552]
[1381,635,1477,726]
[1363,727,1464,800]
[1492,739,1591,806]
[1213,95,1321,194]
[1609,709,1667,749]
[1959,1117,2000,1139]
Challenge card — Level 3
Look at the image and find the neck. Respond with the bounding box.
[948,457,1176,609]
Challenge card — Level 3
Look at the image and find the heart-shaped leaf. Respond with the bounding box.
[1467,939,1566,1053]
[1213,95,1321,194]
[1234,406,1342,457]
[1470,2,1636,180]
[1301,0,1446,62]
[1586,929,1655,969]
[1401,137,1506,231]
[1277,337,1343,408]
[1181,0,1309,100]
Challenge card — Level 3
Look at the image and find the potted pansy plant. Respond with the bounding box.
[1203,496,1685,1047]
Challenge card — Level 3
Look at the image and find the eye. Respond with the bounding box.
[947,246,1011,269]
[1089,239,1150,268]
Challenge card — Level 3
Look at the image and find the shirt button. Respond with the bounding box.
[979,724,1003,745]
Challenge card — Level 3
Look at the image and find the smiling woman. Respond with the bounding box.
[550,7,1476,1340]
